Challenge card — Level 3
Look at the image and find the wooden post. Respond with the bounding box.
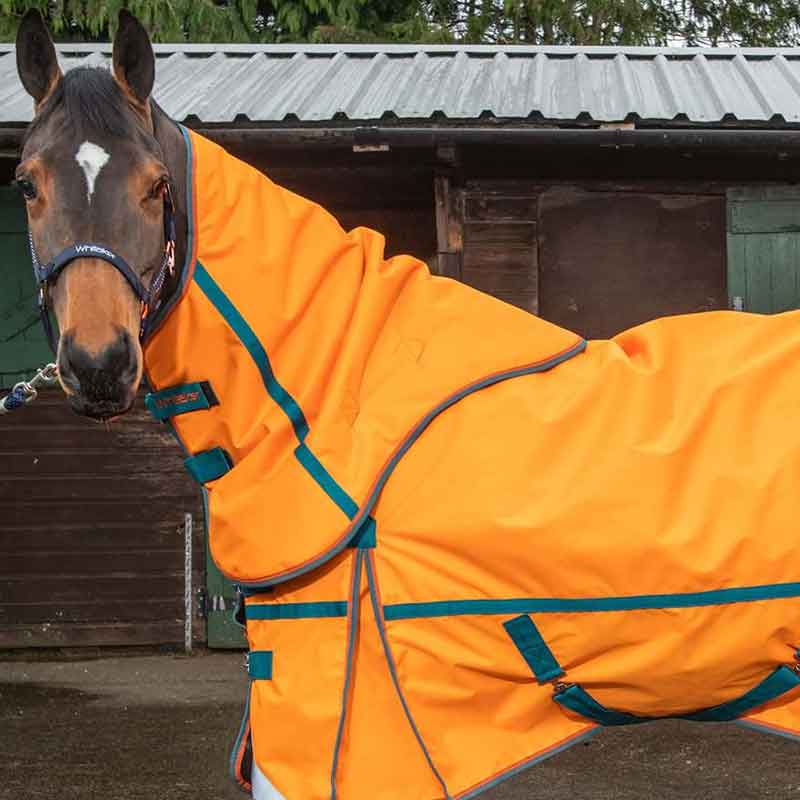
[434,173,464,280]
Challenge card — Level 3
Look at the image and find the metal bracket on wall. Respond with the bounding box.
[196,586,209,619]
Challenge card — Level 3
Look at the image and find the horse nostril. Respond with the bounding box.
[101,329,139,384]
[57,335,81,393]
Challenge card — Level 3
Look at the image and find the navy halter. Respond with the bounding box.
[29,184,177,354]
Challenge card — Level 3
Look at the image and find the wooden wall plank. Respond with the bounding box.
[434,173,464,280]
[0,391,205,649]
[459,185,539,314]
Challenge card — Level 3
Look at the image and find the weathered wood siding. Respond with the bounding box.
[462,182,540,314]
[251,155,438,264]
[447,178,727,338]
[539,187,727,338]
[0,391,205,649]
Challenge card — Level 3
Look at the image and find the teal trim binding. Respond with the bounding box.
[294,444,358,519]
[228,681,252,792]
[184,447,233,483]
[458,728,598,800]
[365,552,453,799]
[145,380,217,420]
[143,123,196,342]
[555,665,800,726]
[504,614,564,684]
[349,517,376,549]
[331,550,364,799]
[248,651,274,680]
[383,581,800,620]
[246,601,347,620]
[193,262,361,523]
[234,339,587,589]
[737,719,800,744]
[194,261,309,442]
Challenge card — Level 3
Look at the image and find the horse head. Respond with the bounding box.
[15,10,184,420]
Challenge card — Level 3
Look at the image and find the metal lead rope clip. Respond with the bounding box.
[0,362,59,414]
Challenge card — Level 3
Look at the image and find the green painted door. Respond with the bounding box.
[0,185,50,388]
[206,547,247,648]
[727,187,800,313]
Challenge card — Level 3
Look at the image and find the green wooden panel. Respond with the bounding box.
[770,234,800,313]
[206,542,247,649]
[727,187,800,314]
[0,186,51,389]
[729,202,800,234]
[727,186,800,203]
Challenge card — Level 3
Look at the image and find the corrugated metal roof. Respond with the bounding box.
[1,43,799,126]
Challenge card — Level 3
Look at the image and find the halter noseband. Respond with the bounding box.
[28,184,177,354]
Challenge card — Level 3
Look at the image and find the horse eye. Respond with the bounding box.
[16,178,37,201]
[149,176,168,199]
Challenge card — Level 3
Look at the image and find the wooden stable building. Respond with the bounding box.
[1,43,799,649]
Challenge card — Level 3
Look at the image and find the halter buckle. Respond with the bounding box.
[165,239,176,276]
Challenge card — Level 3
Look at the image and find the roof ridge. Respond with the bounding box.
[1,43,800,56]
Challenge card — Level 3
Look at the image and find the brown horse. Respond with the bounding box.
[14,12,800,800]
[15,9,188,420]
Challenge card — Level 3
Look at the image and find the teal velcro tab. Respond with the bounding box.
[503,614,564,684]
[349,517,376,549]
[145,381,218,420]
[248,651,273,680]
[184,447,233,483]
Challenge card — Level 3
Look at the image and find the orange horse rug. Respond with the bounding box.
[142,128,800,800]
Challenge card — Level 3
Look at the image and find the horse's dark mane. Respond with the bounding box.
[24,66,145,146]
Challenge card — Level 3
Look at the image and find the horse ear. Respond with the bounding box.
[112,10,155,109]
[16,9,62,108]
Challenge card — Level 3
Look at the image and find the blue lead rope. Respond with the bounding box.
[0,363,59,415]
[0,385,29,413]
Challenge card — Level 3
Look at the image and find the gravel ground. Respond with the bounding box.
[1,651,798,800]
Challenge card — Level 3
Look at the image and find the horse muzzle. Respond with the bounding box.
[58,329,140,420]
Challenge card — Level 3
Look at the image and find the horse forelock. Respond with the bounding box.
[23,66,155,151]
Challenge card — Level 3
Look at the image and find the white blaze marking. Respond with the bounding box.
[75,141,110,203]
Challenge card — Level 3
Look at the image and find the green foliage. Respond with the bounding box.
[1,0,798,45]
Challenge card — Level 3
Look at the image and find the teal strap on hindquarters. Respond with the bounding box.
[248,651,273,680]
[184,447,233,483]
[555,665,800,726]
[145,381,218,420]
[503,613,564,684]
[683,665,800,722]
[554,684,646,726]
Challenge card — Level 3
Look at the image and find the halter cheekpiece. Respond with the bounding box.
[28,183,177,353]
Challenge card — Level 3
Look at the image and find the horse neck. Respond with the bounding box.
[151,101,188,302]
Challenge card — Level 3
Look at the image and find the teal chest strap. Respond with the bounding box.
[184,447,233,483]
